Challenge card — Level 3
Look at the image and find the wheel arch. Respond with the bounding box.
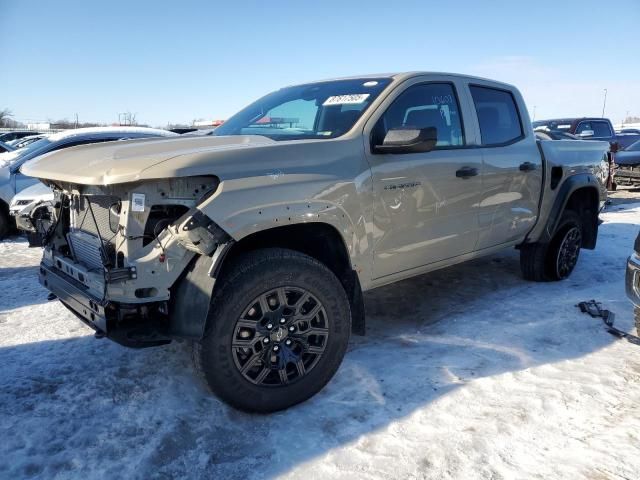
[542,174,601,249]
[218,222,366,336]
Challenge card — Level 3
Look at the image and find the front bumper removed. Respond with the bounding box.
[39,263,171,348]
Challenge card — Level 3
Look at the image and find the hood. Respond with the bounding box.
[615,150,640,166]
[20,135,278,185]
[0,149,23,169]
[12,181,54,202]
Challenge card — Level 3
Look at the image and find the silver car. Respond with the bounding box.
[0,126,178,237]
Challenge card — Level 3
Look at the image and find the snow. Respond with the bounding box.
[46,126,178,142]
[1,199,640,479]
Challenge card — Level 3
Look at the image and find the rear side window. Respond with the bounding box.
[576,121,612,137]
[470,85,523,146]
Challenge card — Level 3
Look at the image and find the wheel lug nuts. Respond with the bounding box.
[280,318,286,324]
[266,323,273,329]
[289,326,295,332]
[263,338,270,344]
[285,339,291,346]
[273,345,279,352]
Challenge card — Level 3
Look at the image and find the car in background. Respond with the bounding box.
[0,126,178,238]
[626,230,640,333]
[8,134,47,149]
[0,141,15,153]
[614,140,640,188]
[0,130,42,143]
[618,128,640,135]
[533,118,640,149]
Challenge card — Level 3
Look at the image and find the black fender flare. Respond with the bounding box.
[540,172,600,248]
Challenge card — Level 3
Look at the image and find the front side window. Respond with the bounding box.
[372,83,465,148]
[213,78,392,141]
[576,121,612,137]
[470,85,523,146]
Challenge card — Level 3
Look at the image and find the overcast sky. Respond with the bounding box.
[1,0,638,127]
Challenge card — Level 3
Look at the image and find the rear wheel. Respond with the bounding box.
[520,210,583,281]
[193,248,351,412]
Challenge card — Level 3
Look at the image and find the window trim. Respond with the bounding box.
[469,83,525,148]
[371,80,467,153]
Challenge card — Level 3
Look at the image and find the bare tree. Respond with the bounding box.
[0,108,13,127]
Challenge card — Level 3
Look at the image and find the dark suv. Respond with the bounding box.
[533,118,639,149]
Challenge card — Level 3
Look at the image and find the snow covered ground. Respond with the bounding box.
[1,199,640,480]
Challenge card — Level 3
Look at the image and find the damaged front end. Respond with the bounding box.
[36,176,232,348]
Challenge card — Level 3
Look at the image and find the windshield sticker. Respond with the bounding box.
[131,193,145,212]
[363,81,379,87]
[323,94,370,106]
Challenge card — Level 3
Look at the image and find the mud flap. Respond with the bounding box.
[169,254,216,338]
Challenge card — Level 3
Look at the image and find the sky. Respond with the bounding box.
[1,0,638,127]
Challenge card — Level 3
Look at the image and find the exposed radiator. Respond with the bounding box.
[72,195,120,243]
[68,195,120,270]
[67,230,109,271]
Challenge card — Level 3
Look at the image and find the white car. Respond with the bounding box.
[9,182,54,233]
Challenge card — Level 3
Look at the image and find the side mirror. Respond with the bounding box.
[373,127,437,154]
[578,130,595,138]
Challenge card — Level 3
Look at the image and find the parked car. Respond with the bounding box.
[0,130,42,143]
[8,134,47,149]
[626,230,640,333]
[618,128,640,135]
[23,72,609,412]
[533,118,640,149]
[534,128,578,140]
[0,127,178,237]
[0,141,14,153]
[9,182,55,238]
[613,140,640,188]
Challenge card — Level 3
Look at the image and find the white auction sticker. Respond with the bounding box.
[131,193,145,212]
[323,94,370,106]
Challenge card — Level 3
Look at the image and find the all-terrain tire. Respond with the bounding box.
[193,248,351,413]
[520,210,583,282]
[0,209,9,239]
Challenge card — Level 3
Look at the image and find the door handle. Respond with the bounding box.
[519,161,537,172]
[455,166,478,179]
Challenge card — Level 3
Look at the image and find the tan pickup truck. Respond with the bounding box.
[22,72,609,412]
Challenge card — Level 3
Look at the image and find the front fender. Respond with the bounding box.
[198,177,370,277]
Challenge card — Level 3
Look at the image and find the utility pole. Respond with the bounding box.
[601,89,607,118]
[532,105,537,121]
[74,113,78,129]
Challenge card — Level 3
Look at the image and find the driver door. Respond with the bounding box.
[365,79,484,280]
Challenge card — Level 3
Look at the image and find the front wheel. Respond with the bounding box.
[193,248,351,412]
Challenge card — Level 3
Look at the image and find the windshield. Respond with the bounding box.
[532,120,572,132]
[213,78,392,141]
[625,140,640,152]
[0,138,52,169]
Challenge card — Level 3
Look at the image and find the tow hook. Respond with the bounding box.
[47,293,57,301]
[94,331,106,339]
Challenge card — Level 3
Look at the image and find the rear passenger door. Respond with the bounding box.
[469,84,543,249]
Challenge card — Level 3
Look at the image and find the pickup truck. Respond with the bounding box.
[533,117,640,150]
[22,72,609,412]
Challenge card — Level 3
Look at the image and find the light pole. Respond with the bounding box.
[601,89,607,118]
[532,105,537,121]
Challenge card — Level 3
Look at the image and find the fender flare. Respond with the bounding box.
[539,172,601,247]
